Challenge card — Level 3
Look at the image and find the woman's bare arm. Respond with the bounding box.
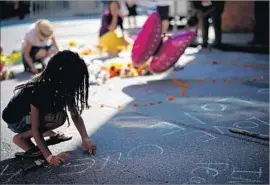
[108,15,119,31]
[51,36,60,51]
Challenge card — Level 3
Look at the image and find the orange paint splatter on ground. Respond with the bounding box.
[172,79,188,88]
[168,96,174,101]
[237,78,242,84]
[252,77,257,81]
[132,103,138,107]
[197,78,205,83]
[181,88,187,96]
[223,79,232,83]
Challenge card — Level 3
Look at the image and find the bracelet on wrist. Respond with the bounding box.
[46,154,53,163]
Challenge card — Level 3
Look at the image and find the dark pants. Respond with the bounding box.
[202,9,222,46]
[157,6,170,20]
[125,3,137,16]
[22,45,52,72]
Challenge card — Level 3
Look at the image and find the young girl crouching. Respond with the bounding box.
[2,50,96,166]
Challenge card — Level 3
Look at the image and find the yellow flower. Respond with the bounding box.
[0,54,8,65]
[69,40,77,47]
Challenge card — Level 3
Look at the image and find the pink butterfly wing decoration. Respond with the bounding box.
[132,12,162,66]
[149,30,196,73]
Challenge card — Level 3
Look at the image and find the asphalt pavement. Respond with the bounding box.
[0,17,269,184]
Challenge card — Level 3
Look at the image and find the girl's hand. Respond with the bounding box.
[83,138,96,154]
[57,152,69,160]
[31,66,39,74]
[48,155,65,166]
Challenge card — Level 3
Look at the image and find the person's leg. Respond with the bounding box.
[12,130,56,151]
[12,112,67,152]
[157,6,170,34]
[22,55,30,72]
[162,19,169,34]
[211,11,222,46]
[202,15,210,47]
[13,132,35,151]
[131,5,137,28]
[132,16,137,28]
[46,48,57,56]
[125,3,132,28]
[35,46,56,69]
[22,46,40,72]
[13,130,66,152]
[162,6,170,34]
[127,16,131,28]
[34,49,48,60]
[34,49,48,70]
[22,46,44,72]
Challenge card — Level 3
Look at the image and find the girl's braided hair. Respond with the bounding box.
[14,50,89,125]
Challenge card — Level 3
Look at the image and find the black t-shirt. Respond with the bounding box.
[2,86,56,124]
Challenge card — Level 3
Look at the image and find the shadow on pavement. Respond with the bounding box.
[190,43,269,54]
[1,66,269,184]
[124,28,141,35]
[14,72,33,82]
